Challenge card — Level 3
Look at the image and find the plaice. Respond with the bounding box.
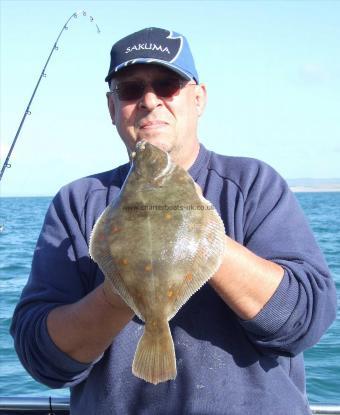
[89,140,226,384]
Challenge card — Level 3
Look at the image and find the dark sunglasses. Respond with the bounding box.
[111,78,192,101]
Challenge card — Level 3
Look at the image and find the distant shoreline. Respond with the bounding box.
[1,189,340,197]
[1,182,340,198]
[290,187,340,193]
[287,179,340,193]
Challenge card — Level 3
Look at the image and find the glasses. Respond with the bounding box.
[111,78,192,101]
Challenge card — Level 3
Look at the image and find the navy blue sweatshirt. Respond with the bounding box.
[11,144,336,415]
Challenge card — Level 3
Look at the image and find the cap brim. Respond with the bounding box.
[105,58,194,82]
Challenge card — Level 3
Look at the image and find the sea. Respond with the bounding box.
[0,193,339,403]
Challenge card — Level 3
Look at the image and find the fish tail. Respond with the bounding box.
[132,319,176,385]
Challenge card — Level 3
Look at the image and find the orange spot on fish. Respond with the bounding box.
[185,273,193,282]
[164,213,172,220]
[144,264,152,272]
[207,234,214,242]
[167,290,174,298]
[111,225,121,233]
[120,258,129,265]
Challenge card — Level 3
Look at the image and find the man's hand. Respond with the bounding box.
[47,281,134,364]
[209,235,284,320]
[102,277,133,312]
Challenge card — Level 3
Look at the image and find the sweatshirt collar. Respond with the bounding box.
[188,143,211,181]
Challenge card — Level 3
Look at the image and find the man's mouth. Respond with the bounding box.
[139,121,168,129]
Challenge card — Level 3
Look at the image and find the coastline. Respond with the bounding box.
[1,189,340,197]
[290,186,340,193]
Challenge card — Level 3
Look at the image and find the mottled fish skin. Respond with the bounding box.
[89,140,226,384]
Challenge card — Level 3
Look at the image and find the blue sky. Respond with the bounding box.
[1,0,339,196]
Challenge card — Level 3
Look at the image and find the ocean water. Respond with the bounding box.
[0,193,339,402]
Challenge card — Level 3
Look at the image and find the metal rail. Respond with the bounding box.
[310,405,340,415]
[0,397,340,414]
[0,397,68,413]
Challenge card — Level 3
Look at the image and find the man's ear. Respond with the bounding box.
[195,84,207,117]
[106,92,116,125]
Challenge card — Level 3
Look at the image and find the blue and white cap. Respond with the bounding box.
[105,27,199,84]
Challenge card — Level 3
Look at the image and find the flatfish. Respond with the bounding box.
[89,140,225,384]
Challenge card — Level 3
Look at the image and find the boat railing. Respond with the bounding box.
[0,397,340,414]
[310,405,340,415]
[0,397,69,414]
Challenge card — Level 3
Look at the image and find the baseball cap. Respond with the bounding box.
[105,27,199,84]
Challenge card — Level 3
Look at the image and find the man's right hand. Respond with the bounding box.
[46,281,134,364]
[102,277,134,312]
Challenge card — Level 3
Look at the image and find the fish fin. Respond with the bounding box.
[89,205,110,260]
[132,319,176,385]
[169,209,226,320]
[89,205,143,320]
[96,258,143,321]
[103,271,144,321]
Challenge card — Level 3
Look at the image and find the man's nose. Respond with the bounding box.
[138,86,162,110]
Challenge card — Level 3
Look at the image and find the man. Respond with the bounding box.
[11,27,336,414]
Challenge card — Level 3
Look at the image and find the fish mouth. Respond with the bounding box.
[134,141,172,181]
[135,140,164,154]
[134,140,175,165]
[136,140,148,151]
[135,139,168,160]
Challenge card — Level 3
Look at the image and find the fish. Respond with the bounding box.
[89,140,226,385]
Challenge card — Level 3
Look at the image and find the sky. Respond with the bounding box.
[0,0,339,196]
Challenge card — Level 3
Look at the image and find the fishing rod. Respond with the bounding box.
[0,10,100,183]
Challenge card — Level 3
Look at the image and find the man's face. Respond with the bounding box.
[107,64,206,169]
